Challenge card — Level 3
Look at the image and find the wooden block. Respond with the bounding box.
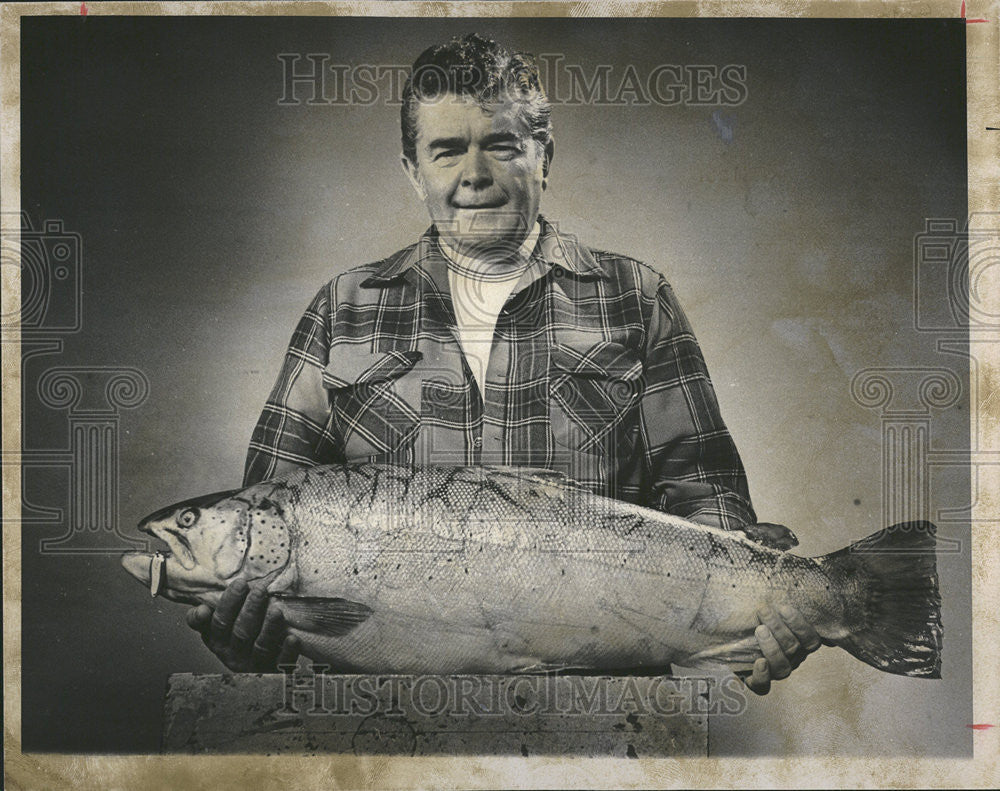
[162,672,709,757]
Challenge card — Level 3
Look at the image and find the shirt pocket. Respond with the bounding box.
[323,344,422,461]
[548,336,645,460]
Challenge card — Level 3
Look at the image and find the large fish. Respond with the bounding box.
[121,463,942,678]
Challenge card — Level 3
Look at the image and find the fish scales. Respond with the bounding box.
[122,463,943,678]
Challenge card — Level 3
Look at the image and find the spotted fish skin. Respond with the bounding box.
[121,463,942,678]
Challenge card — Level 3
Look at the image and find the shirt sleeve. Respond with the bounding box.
[639,276,756,530]
[242,284,344,486]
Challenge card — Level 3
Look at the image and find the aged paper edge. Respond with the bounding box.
[2,1,998,789]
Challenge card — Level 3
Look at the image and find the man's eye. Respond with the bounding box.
[489,145,522,159]
[177,508,199,528]
[433,149,462,161]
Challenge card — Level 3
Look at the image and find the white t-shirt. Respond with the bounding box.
[441,223,541,399]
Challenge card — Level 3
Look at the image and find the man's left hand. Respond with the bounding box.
[743,604,822,695]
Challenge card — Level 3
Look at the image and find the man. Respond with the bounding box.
[187,34,820,694]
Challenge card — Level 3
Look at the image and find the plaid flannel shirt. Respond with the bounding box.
[244,216,756,530]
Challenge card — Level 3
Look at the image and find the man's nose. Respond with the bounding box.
[459,150,493,190]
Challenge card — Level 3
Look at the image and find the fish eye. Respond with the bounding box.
[176,508,199,528]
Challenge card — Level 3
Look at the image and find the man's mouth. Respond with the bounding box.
[453,198,507,209]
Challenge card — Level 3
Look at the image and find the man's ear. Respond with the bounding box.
[542,138,554,188]
[401,153,427,201]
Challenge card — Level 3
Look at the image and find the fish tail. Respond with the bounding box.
[818,521,942,678]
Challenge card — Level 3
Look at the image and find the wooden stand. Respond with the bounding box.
[162,672,709,757]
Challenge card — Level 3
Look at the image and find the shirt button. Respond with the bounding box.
[473,437,483,449]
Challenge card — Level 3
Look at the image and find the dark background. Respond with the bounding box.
[20,16,970,755]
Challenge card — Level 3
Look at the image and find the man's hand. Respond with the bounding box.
[185,578,301,672]
[743,604,822,695]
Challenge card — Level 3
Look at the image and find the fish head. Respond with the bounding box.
[120,487,292,605]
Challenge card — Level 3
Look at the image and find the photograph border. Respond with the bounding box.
[2,1,998,788]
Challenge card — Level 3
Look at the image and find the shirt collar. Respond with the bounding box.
[361,215,608,286]
[533,217,607,279]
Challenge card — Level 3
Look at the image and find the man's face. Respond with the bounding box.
[402,93,551,259]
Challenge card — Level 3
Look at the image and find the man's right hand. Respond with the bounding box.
[186,578,301,672]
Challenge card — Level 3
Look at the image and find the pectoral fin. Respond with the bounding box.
[275,596,373,636]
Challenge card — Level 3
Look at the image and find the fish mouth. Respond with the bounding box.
[119,550,209,605]
[120,550,168,596]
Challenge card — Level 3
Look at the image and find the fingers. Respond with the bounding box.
[188,580,300,673]
[208,578,250,653]
[250,605,289,672]
[755,623,793,680]
[276,635,301,670]
[777,604,822,653]
[744,605,823,695]
[231,586,270,655]
[186,604,212,634]
[744,657,771,695]
[757,605,800,658]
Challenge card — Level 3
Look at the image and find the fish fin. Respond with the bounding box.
[275,596,373,636]
[741,522,799,551]
[683,636,761,671]
[819,521,942,678]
